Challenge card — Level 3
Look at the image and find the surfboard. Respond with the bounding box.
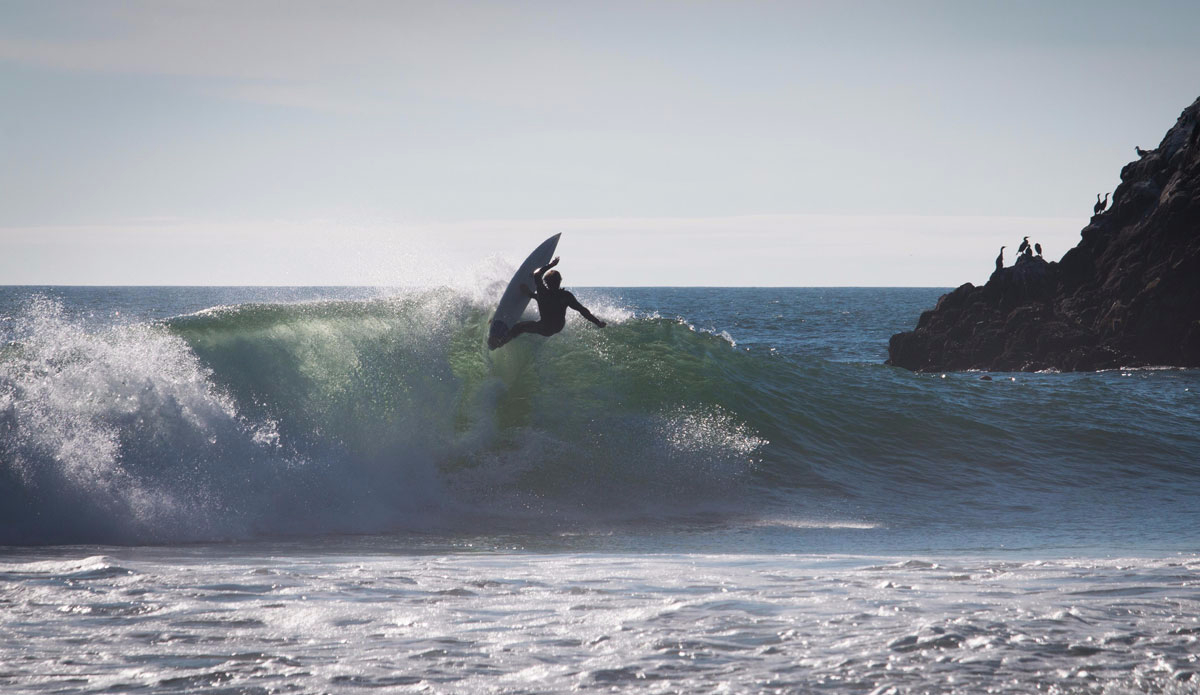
[487,233,562,350]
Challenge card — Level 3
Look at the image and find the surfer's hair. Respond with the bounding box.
[544,270,562,289]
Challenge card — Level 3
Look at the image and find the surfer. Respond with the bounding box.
[507,257,606,340]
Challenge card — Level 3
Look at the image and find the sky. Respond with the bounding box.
[2,0,1198,286]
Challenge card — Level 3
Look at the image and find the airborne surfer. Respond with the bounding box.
[507,256,606,341]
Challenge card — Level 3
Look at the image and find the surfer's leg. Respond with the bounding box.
[508,320,537,338]
[509,320,558,339]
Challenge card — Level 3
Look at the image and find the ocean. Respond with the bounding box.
[1,285,1198,693]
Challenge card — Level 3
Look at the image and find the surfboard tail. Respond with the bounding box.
[487,319,510,350]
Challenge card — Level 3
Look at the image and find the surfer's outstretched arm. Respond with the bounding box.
[566,293,606,327]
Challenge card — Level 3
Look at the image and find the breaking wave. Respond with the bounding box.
[0,292,771,544]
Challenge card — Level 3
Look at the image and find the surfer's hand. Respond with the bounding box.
[597,321,607,328]
[548,256,560,268]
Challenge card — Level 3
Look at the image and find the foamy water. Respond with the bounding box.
[2,546,1198,693]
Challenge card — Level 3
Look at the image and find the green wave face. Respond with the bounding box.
[167,291,771,520]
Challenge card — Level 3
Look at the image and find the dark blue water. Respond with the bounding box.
[2,286,1198,554]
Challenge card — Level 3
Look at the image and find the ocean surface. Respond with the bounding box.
[2,284,1198,693]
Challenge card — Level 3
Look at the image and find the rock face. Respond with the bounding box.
[888,95,1200,372]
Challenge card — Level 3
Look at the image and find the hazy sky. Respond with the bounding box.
[2,1,1198,286]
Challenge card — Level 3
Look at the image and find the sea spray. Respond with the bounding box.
[0,296,261,542]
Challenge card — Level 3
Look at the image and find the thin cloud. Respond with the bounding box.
[0,214,1085,287]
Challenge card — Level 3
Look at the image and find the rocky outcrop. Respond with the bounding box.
[888,95,1200,372]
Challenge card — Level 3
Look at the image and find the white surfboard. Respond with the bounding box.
[487,233,562,350]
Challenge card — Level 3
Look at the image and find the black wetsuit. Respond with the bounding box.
[508,269,602,339]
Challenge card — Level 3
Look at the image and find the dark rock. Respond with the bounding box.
[888,95,1200,372]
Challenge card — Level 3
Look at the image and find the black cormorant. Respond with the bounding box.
[1035,242,1042,257]
[1094,193,1109,215]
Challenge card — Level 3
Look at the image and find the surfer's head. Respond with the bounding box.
[544,270,562,289]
